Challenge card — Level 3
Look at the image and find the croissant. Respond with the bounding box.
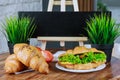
[4,54,27,73]
[14,43,49,73]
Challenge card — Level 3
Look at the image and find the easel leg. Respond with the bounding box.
[79,41,84,46]
[41,41,47,50]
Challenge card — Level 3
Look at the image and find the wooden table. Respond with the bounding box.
[0,52,120,80]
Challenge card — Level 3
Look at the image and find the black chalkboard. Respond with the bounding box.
[18,12,111,38]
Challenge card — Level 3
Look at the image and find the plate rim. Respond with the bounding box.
[55,63,106,73]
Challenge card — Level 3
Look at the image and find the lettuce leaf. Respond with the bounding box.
[59,52,106,64]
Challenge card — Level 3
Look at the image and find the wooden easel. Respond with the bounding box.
[37,37,88,50]
[37,0,88,50]
[47,0,79,12]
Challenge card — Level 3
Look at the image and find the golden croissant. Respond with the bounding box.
[4,43,49,74]
[14,43,49,73]
[4,54,27,73]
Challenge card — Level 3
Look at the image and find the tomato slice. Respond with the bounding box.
[36,47,53,62]
[41,50,53,63]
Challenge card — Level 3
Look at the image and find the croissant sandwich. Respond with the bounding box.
[58,46,106,70]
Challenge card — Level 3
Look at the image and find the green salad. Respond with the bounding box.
[59,52,106,64]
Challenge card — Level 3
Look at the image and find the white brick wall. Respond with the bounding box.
[0,0,42,54]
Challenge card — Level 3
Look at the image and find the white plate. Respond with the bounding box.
[53,51,66,61]
[56,63,106,73]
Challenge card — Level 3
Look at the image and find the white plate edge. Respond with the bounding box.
[56,63,106,73]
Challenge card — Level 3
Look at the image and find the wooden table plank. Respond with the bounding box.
[0,52,120,80]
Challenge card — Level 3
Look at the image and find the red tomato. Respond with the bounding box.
[36,47,42,51]
[41,50,53,63]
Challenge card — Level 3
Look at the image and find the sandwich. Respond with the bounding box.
[58,46,106,70]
